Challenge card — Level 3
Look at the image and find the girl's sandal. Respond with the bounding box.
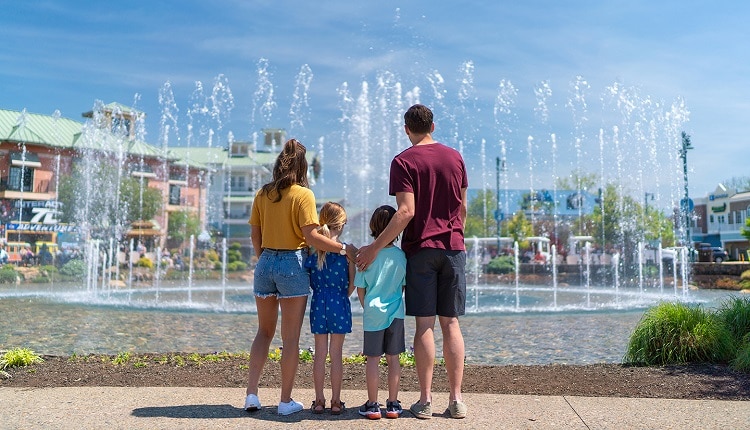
[311,398,326,414]
[330,399,345,415]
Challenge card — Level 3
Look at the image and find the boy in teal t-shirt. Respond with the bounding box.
[355,205,406,420]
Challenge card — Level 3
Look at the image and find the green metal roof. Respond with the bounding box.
[0,109,82,147]
[0,107,314,173]
[0,108,183,163]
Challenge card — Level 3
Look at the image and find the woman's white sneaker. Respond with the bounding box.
[244,394,261,411]
[278,399,304,415]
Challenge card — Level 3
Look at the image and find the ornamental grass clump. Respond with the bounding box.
[715,296,750,344]
[624,302,735,366]
[732,337,750,372]
[1,347,44,369]
[715,296,750,372]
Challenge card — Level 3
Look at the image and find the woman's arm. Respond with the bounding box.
[302,224,356,257]
[251,225,262,257]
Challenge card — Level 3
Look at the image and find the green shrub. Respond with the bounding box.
[485,256,515,274]
[715,295,750,344]
[227,261,248,271]
[1,347,44,369]
[732,339,750,372]
[204,249,219,262]
[136,256,154,269]
[0,265,18,284]
[60,259,86,277]
[624,302,736,365]
[31,275,51,283]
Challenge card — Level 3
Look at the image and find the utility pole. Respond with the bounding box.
[496,156,501,250]
[679,132,694,246]
[495,156,508,250]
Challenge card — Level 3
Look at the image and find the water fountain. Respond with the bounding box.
[0,63,722,366]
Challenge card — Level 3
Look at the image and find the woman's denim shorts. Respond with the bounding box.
[253,248,311,298]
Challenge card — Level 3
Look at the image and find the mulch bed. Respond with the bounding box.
[2,355,749,400]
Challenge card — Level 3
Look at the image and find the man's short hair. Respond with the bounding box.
[404,104,433,134]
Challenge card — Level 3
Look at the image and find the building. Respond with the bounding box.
[691,184,750,260]
[170,129,321,247]
[0,104,207,252]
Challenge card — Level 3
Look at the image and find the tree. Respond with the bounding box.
[503,211,533,249]
[556,170,598,191]
[590,183,639,250]
[720,176,750,193]
[741,217,750,242]
[56,162,163,239]
[167,210,201,247]
[464,190,497,238]
[119,177,162,222]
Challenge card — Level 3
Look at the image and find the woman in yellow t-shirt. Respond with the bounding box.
[243,138,357,416]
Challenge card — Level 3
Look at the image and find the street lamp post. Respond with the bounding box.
[495,156,508,252]
[644,192,654,213]
[679,132,694,246]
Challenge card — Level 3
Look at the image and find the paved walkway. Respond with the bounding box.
[1,387,748,429]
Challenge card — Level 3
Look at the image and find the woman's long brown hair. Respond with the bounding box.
[260,138,309,202]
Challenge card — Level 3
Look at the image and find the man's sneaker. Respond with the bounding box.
[358,401,382,420]
[446,400,467,419]
[409,401,432,419]
[385,400,403,418]
[244,394,261,412]
[277,399,304,416]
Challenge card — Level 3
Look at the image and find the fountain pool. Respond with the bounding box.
[0,281,734,365]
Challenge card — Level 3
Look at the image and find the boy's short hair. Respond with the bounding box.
[404,104,433,134]
[370,205,397,239]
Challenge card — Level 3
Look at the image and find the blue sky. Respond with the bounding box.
[2,1,748,210]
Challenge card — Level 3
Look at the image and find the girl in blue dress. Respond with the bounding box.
[304,201,355,415]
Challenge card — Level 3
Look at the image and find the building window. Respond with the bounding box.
[231,175,246,191]
[710,214,714,223]
[230,142,249,157]
[112,117,131,135]
[169,184,181,205]
[8,166,33,192]
[729,212,734,224]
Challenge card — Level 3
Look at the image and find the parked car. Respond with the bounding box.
[709,247,728,263]
[696,243,728,263]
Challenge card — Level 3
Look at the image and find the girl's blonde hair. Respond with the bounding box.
[315,201,347,270]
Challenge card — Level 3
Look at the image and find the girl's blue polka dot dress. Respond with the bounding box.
[305,252,352,334]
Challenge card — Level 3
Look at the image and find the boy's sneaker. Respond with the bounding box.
[409,401,432,419]
[358,401,382,420]
[244,394,261,412]
[277,399,304,416]
[385,400,403,418]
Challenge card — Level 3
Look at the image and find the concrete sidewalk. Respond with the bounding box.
[1,387,748,429]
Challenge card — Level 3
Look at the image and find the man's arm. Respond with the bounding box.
[355,191,414,271]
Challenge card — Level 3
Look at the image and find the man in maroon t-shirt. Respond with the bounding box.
[356,104,468,420]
